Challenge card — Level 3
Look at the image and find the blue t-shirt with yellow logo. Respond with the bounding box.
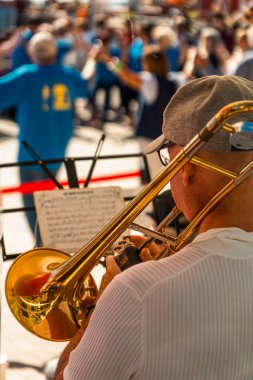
[0,63,87,170]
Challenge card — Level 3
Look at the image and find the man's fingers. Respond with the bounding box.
[127,235,146,247]
[97,256,121,300]
[105,255,121,275]
[139,248,154,262]
[125,235,160,259]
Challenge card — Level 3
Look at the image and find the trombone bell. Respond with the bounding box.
[5,248,98,341]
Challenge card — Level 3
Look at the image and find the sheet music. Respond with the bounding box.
[34,187,125,253]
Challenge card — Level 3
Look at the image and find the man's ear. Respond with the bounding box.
[182,162,194,187]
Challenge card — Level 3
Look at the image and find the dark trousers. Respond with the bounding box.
[89,80,121,121]
[119,85,138,115]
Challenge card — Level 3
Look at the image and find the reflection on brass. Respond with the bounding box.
[46,262,64,271]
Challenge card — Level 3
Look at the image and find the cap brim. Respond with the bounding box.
[144,134,172,154]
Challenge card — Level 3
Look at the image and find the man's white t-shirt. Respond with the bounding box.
[64,228,253,380]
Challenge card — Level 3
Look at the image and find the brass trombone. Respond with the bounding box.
[5,101,253,341]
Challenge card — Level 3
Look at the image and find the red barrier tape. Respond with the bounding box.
[1,171,142,195]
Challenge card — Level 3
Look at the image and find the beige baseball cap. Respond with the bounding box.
[144,75,253,153]
[28,31,57,61]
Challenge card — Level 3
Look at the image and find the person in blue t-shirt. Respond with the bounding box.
[11,27,73,70]
[120,23,155,125]
[88,32,122,125]
[0,31,89,241]
[10,14,43,70]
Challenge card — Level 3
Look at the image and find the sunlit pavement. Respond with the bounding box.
[0,116,153,380]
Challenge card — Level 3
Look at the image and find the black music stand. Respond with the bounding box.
[0,151,151,260]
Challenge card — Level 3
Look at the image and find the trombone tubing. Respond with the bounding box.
[51,101,253,284]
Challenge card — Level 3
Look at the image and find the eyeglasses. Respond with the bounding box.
[157,147,170,166]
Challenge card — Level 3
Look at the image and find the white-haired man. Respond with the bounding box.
[55,75,253,380]
[0,31,89,238]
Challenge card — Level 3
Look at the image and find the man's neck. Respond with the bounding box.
[198,203,253,234]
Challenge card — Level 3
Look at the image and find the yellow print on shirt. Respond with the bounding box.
[42,84,71,111]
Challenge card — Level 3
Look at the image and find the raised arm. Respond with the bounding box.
[0,27,25,57]
[96,48,142,91]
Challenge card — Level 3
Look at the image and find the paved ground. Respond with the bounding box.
[0,116,154,379]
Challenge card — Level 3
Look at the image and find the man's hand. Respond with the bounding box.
[95,49,111,63]
[128,235,161,260]
[86,40,103,60]
[97,255,121,300]
[97,235,160,299]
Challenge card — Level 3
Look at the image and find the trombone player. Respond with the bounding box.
[55,75,253,380]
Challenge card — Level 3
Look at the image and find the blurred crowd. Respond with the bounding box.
[0,1,252,245]
[1,2,253,125]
